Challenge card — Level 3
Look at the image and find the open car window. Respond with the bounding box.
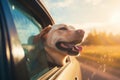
[9,1,51,79]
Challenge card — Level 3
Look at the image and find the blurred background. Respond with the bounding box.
[43,0,120,79]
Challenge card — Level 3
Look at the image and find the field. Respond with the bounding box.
[77,45,120,78]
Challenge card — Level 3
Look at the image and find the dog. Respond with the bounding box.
[34,24,85,66]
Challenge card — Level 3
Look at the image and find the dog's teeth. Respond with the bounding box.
[72,47,76,51]
[75,46,79,50]
[75,46,82,51]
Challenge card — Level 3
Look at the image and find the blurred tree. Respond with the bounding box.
[82,29,120,46]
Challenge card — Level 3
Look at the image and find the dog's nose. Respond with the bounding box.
[76,29,85,35]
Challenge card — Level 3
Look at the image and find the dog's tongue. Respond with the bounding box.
[74,45,82,52]
[60,42,82,52]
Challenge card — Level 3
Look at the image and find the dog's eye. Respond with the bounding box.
[59,27,68,30]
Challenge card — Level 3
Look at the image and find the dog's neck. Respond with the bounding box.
[44,46,69,66]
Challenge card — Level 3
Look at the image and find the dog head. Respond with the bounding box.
[34,24,85,56]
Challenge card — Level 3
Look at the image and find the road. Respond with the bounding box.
[80,63,120,80]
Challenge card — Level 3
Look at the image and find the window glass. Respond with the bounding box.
[9,1,50,79]
[10,5,40,44]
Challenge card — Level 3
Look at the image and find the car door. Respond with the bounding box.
[0,0,82,80]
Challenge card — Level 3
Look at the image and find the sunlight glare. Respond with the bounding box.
[110,11,120,24]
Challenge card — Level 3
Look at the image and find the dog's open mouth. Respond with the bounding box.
[56,41,82,55]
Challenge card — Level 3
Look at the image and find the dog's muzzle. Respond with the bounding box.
[55,29,85,55]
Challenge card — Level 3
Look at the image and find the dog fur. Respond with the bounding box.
[34,24,85,66]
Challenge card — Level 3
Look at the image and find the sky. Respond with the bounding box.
[43,0,120,36]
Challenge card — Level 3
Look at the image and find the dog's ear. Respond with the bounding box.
[33,25,52,43]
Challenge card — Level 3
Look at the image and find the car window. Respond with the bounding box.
[9,1,50,79]
[10,6,40,44]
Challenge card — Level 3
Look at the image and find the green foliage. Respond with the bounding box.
[82,29,120,45]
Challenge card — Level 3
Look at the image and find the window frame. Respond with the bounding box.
[0,0,29,80]
[14,0,54,28]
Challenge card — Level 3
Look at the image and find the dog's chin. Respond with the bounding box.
[55,41,82,55]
